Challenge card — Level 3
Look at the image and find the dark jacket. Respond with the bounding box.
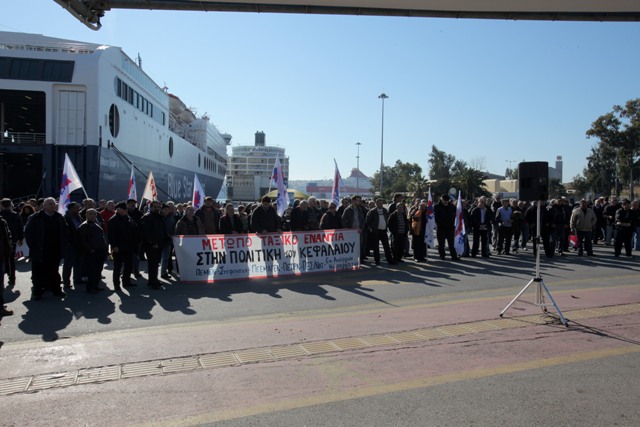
[139,211,167,247]
[388,210,408,235]
[78,221,108,253]
[64,210,83,250]
[320,211,344,230]
[219,214,244,234]
[290,207,310,231]
[365,207,390,234]
[342,204,365,230]
[250,205,280,233]
[0,209,23,244]
[24,210,68,263]
[108,213,138,252]
[175,215,205,235]
[0,218,12,261]
[470,206,493,233]
[434,202,456,231]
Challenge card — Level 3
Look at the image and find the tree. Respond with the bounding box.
[571,174,590,199]
[453,166,490,200]
[427,145,456,180]
[548,178,567,199]
[586,99,640,198]
[370,160,423,199]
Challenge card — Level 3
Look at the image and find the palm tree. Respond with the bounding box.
[453,166,489,200]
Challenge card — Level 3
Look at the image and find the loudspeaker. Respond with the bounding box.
[519,162,548,201]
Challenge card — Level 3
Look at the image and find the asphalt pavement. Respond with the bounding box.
[0,242,639,426]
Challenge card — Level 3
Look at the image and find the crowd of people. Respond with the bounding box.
[0,192,637,318]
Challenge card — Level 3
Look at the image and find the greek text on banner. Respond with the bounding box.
[173,229,361,283]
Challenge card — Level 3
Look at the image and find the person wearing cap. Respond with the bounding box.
[108,202,138,290]
[139,200,166,289]
[0,198,23,285]
[614,199,635,257]
[434,194,459,260]
[570,199,597,256]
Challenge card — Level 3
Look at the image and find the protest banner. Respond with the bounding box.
[173,229,360,283]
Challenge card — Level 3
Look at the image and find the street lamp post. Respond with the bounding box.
[378,93,388,196]
[356,142,361,196]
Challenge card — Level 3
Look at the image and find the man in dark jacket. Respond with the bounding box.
[62,202,83,288]
[250,196,280,233]
[24,197,68,300]
[434,194,458,260]
[126,198,143,278]
[139,200,166,289]
[219,203,244,234]
[387,201,408,262]
[365,199,395,266]
[342,195,367,261]
[108,202,138,290]
[470,196,492,257]
[289,200,310,231]
[0,198,23,285]
[78,208,108,294]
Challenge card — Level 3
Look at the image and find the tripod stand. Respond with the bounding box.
[499,200,569,326]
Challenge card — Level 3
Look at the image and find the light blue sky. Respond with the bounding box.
[2,1,639,182]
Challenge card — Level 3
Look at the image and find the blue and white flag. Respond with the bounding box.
[127,164,137,202]
[272,157,289,216]
[425,187,436,248]
[58,153,84,214]
[192,174,205,210]
[454,191,466,256]
[331,159,343,207]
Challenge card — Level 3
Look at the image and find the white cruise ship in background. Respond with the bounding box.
[0,31,230,202]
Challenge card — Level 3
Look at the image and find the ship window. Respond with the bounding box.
[198,153,201,168]
[0,57,74,82]
[109,104,120,138]
[169,137,174,157]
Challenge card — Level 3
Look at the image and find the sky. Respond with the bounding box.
[2,1,639,183]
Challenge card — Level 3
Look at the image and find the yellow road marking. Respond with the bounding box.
[145,345,640,427]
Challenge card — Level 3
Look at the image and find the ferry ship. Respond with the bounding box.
[0,31,230,203]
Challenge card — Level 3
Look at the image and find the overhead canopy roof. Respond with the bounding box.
[55,0,640,30]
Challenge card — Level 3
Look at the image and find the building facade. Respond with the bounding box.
[227,132,289,202]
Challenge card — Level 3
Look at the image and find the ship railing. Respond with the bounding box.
[1,132,46,145]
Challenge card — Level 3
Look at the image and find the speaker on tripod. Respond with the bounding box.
[500,161,568,326]
[519,161,548,201]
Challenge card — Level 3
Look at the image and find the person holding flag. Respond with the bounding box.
[128,164,137,202]
[59,153,86,214]
[141,171,158,205]
[331,160,343,208]
[434,194,459,260]
[454,192,467,258]
[192,174,205,211]
[271,157,289,217]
